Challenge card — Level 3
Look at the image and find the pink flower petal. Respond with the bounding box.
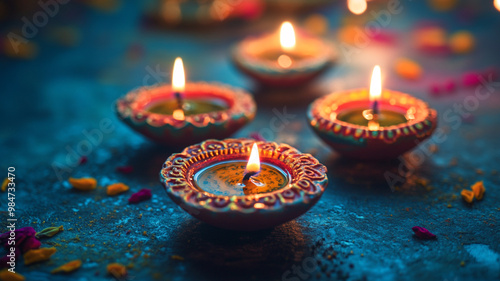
[128,189,152,204]
[249,132,266,142]
[412,226,436,239]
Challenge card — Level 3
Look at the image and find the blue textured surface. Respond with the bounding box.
[1,1,499,280]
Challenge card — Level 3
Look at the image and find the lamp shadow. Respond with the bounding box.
[165,219,307,281]
[122,142,182,183]
[322,153,436,196]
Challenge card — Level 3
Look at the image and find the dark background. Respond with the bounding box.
[1,0,499,280]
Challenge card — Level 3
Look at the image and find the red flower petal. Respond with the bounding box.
[116,166,134,174]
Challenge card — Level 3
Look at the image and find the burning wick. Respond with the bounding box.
[278,21,295,69]
[243,143,261,182]
[370,65,381,116]
[172,57,185,114]
[362,65,382,130]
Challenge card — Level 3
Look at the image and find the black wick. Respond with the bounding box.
[174,92,183,110]
[242,171,259,182]
[372,100,379,115]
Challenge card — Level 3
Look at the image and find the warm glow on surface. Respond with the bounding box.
[280,21,296,51]
[172,57,185,92]
[348,0,367,15]
[277,54,292,68]
[495,0,500,11]
[172,109,185,121]
[370,65,382,102]
[368,120,380,131]
[246,143,261,173]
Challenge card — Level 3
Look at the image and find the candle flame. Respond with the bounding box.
[370,65,382,102]
[172,57,185,92]
[347,0,367,15]
[172,108,185,121]
[280,21,296,51]
[246,143,260,173]
[495,0,500,11]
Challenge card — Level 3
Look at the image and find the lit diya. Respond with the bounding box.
[308,66,437,160]
[116,58,256,146]
[160,139,328,231]
[232,21,336,87]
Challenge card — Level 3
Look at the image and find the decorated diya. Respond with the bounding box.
[232,21,336,87]
[308,66,437,160]
[160,138,328,231]
[116,58,256,146]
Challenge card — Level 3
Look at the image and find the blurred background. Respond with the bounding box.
[1,1,500,280]
[1,0,500,165]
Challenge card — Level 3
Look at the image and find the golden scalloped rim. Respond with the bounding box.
[160,139,328,214]
[116,82,256,129]
[308,89,437,144]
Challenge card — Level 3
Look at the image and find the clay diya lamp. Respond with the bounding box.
[160,138,328,231]
[308,66,437,160]
[232,21,336,87]
[116,58,256,146]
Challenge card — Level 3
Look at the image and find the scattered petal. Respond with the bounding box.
[128,189,152,204]
[461,189,474,203]
[20,236,41,254]
[3,39,38,59]
[0,227,36,249]
[444,80,456,93]
[414,26,449,55]
[395,58,422,81]
[428,0,458,11]
[471,181,485,200]
[69,177,97,191]
[429,84,441,96]
[116,166,134,174]
[24,247,57,265]
[412,226,436,239]
[462,72,481,87]
[449,31,475,54]
[107,183,129,196]
[303,14,329,36]
[51,260,82,274]
[249,132,266,142]
[171,255,184,261]
[0,269,25,281]
[79,156,87,165]
[107,263,127,279]
[1,178,8,192]
[36,226,64,238]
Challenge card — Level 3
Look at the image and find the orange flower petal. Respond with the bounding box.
[51,260,82,274]
[107,263,127,278]
[0,270,25,281]
[69,177,97,191]
[471,181,485,200]
[106,183,129,196]
[24,247,57,265]
[460,189,474,204]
